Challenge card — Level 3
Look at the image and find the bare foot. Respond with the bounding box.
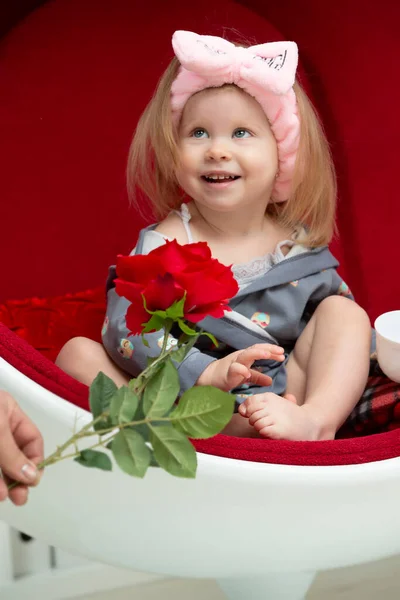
[238,393,335,441]
[221,413,261,438]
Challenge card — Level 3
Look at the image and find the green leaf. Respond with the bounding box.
[109,386,139,425]
[141,313,166,334]
[171,334,200,363]
[142,295,166,318]
[143,357,179,418]
[165,296,186,320]
[106,440,114,451]
[149,450,160,468]
[89,372,117,431]
[177,319,198,336]
[170,386,234,439]
[112,429,151,478]
[132,422,151,443]
[150,424,197,478]
[74,449,112,471]
[127,401,151,442]
[146,359,164,376]
[128,377,142,392]
[202,331,218,347]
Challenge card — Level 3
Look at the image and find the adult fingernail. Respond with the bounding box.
[21,464,38,481]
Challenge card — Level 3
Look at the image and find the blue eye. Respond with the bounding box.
[192,129,208,139]
[234,129,251,138]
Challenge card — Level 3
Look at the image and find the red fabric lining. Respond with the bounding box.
[0,287,105,362]
[2,322,400,467]
[0,322,89,410]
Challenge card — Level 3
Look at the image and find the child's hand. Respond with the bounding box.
[196,344,285,391]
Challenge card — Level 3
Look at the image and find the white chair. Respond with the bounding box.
[1,355,400,600]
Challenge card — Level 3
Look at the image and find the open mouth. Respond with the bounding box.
[201,175,241,183]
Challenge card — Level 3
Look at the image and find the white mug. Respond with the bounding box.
[374,311,400,383]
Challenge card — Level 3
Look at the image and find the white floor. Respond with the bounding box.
[76,554,400,600]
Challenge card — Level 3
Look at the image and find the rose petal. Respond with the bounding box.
[185,302,231,323]
[115,279,144,303]
[125,296,151,335]
[177,263,238,310]
[144,273,185,311]
[150,240,212,273]
[116,254,164,286]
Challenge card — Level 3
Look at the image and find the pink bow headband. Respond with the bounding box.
[170,31,300,202]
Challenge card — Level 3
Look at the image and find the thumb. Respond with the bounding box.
[0,421,38,484]
[283,393,297,404]
[225,363,249,391]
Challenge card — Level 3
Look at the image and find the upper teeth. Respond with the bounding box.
[205,175,236,180]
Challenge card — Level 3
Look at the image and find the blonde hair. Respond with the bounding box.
[127,56,337,247]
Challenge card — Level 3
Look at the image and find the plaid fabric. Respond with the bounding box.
[338,359,400,438]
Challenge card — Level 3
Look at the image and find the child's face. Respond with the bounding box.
[176,86,278,213]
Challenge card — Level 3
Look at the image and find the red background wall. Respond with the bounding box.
[1,0,399,324]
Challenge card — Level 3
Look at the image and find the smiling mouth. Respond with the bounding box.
[201,175,241,183]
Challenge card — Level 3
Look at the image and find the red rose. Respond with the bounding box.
[115,240,239,334]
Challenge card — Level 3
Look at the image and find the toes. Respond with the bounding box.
[240,397,266,417]
[283,393,297,404]
[258,425,283,439]
[249,411,273,428]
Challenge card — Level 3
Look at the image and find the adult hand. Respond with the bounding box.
[0,390,44,506]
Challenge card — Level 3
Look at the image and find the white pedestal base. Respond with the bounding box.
[217,571,316,600]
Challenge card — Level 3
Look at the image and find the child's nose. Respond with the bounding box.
[205,142,232,161]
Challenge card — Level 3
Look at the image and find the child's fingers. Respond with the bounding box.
[247,369,272,387]
[264,345,285,362]
[269,352,286,362]
[235,345,284,368]
[227,364,272,391]
[252,343,285,358]
[248,343,284,353]
[225,362,250,390]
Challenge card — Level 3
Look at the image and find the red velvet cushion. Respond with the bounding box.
[0,287,105,362]
[3,321,400,466]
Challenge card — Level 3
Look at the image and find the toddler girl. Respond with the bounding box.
[56,31,372,441]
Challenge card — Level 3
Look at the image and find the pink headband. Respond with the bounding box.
[171,31,300,202]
